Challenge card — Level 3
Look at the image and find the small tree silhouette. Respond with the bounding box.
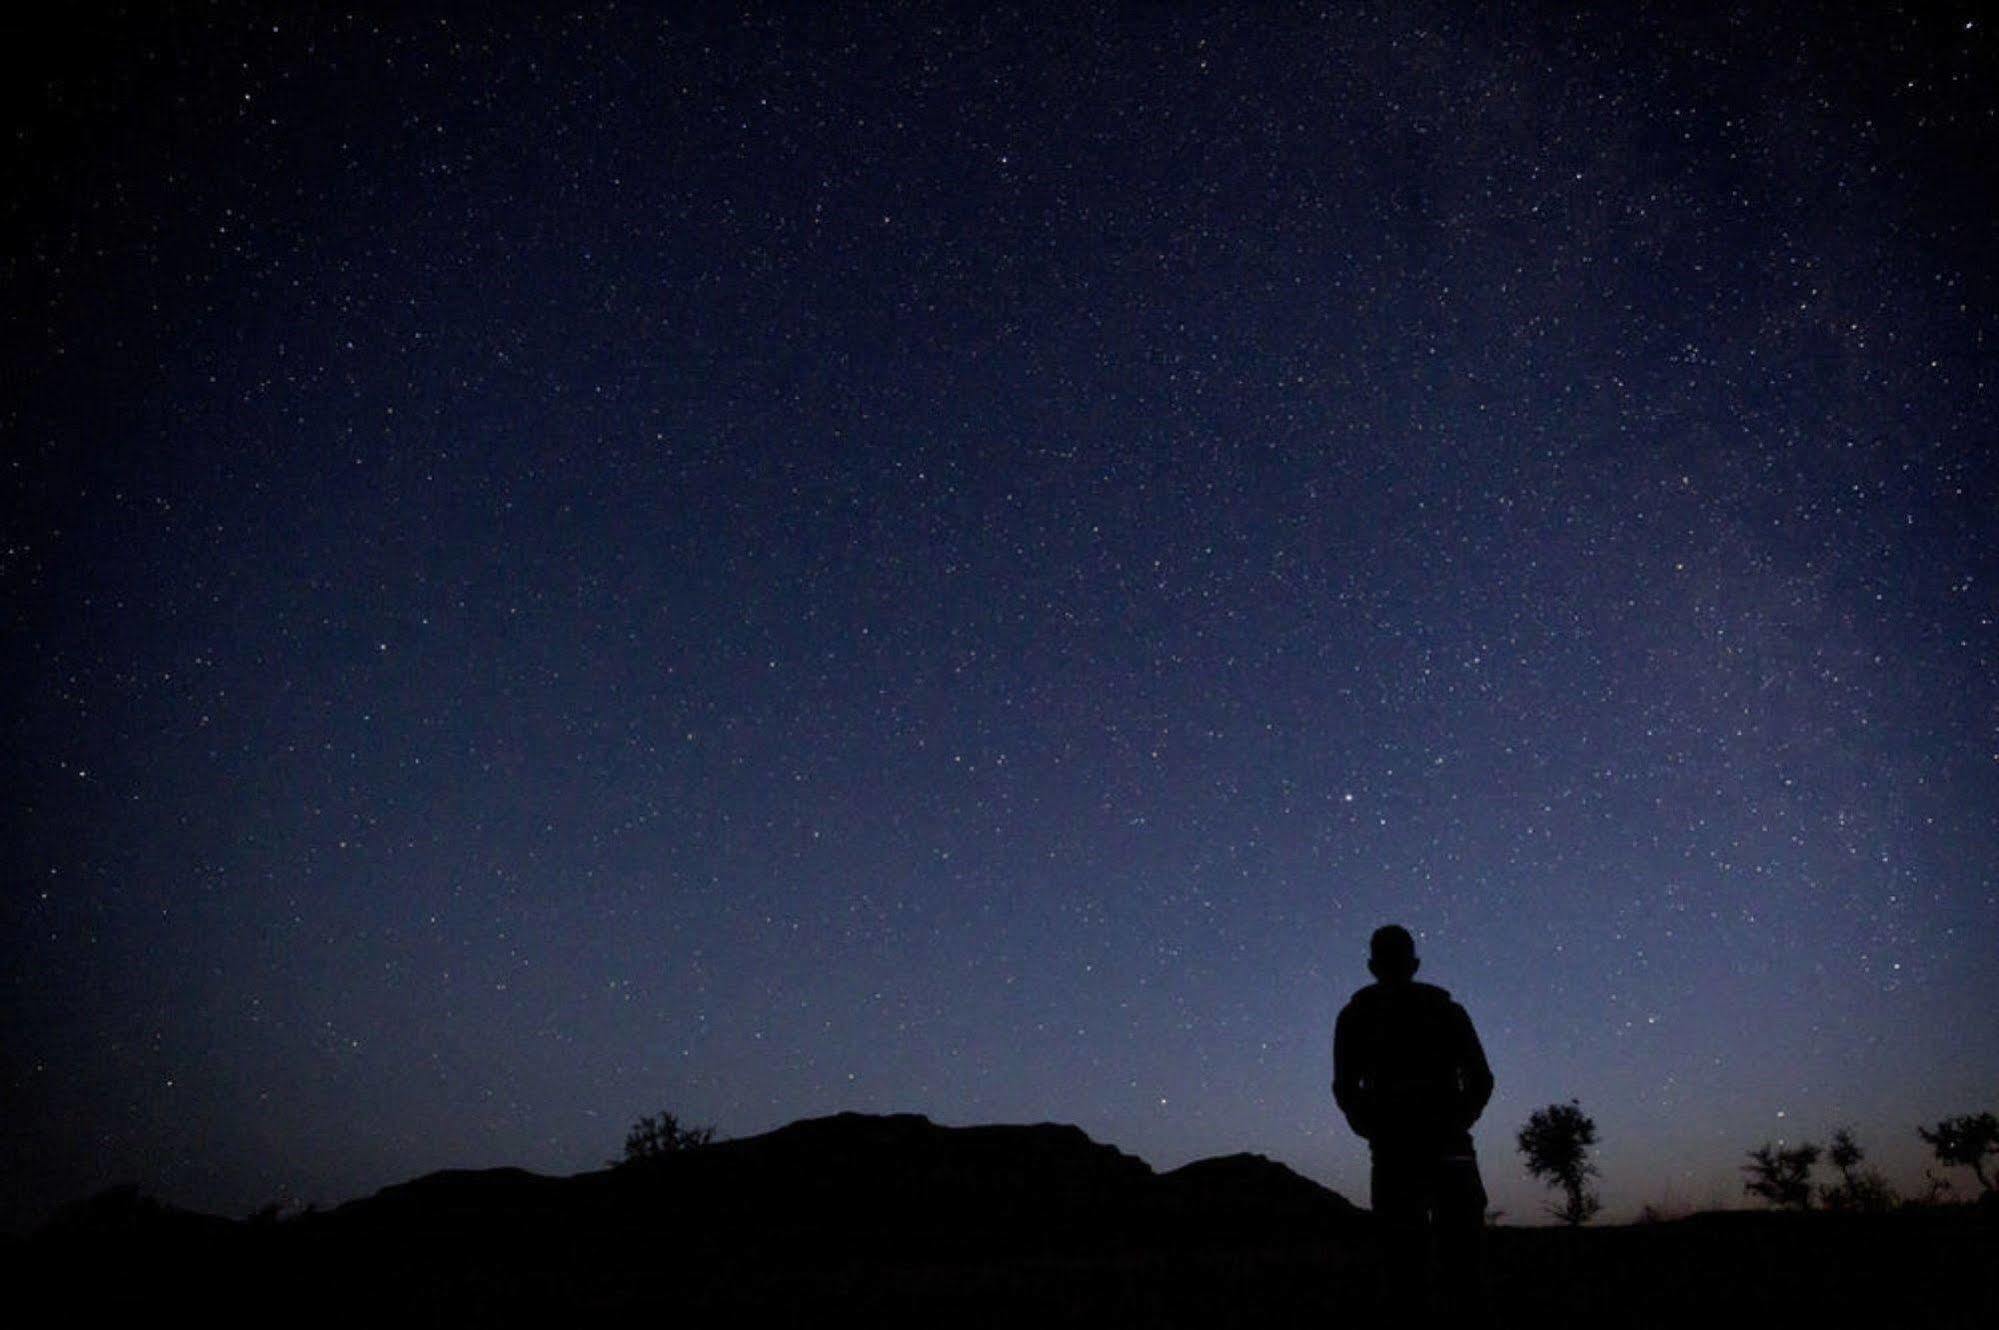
[1819,1127,1896,1213]
[1517,1100,1601,1225]
[1743,1141,1820,1210]
[615,1110,716,1167]
[1915,1169,1957,1207]
[1916,1112,1999,1196]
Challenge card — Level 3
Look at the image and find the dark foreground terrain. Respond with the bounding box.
[9,1112,1994,1327]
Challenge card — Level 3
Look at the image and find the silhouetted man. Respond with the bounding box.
[1334,924,1493,1320]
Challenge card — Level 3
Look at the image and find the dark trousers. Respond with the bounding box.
[1370,1147,1487,1322]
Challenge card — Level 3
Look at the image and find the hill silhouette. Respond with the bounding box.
[10,1112,1367,1325]
[323,1111,1361,1265]
[8,1112,1995,1327]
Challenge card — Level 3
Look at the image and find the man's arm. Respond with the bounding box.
[1332,1005,1374,1140]
[1453,1003,1494,1127]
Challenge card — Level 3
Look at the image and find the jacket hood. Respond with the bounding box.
[1349,979,1454,1007]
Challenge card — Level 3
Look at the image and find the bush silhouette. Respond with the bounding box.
[1820,1128,1896,1213]
[1517,1100,1601,1225]
[1743,1142,1820,1210]
[1916,1112,1998,1196]
[614,1110,717,1166]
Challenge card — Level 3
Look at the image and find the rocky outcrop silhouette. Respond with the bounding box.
[1162,1151,1365,1232]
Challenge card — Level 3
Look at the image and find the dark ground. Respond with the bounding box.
[8,1114,1994,1327]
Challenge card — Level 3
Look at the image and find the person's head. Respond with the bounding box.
[1367,924,1419,983]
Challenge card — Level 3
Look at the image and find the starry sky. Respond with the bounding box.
[5,3,1995,1232]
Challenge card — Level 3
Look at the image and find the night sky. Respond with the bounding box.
[5,3,1995,1233]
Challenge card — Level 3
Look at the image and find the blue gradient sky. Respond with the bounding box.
[5,3,1994,1230]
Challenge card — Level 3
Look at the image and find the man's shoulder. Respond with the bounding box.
[1341,979,1478,1022]
[1338,983,1380,1014]
[1409,980,1454,1003]
[1349,980,1455,1003]
[1340,980,1451,1016]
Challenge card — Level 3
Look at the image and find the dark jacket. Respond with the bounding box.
[1333,980,1493,1155]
